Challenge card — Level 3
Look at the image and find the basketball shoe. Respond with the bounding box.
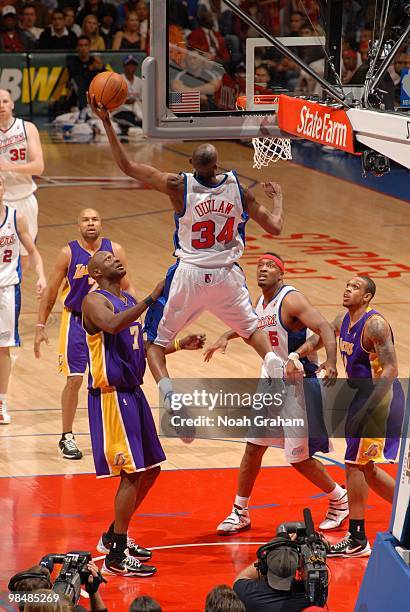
[319,489,349,530]
[102,554,156,577]
[97,532,152,561]
[59,433,83,460]
[217,506,251,536]
[0,400,11,424]
[327,532,371,558]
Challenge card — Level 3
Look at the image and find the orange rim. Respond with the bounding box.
[236,94,279,110]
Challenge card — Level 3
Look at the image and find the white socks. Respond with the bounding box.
[234,494,250,510]
[328,483,346,502]
[158,377,174,411]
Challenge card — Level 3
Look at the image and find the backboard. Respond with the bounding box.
[143,0,336,139]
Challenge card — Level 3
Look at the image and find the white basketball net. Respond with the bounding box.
[252,137,292,169]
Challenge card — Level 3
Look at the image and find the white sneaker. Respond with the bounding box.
[263,353,284,379]
[0,401,11,424]
[217,506,251,536]
[319,489,349,530]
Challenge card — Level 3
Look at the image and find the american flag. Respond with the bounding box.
[169,91,201,113]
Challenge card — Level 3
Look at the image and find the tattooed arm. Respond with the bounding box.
[348,315,398,437]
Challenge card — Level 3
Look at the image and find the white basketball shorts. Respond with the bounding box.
[4,194,38,256]
[246,367,331,463]
[0,284,21,347]
[153,261,258,347]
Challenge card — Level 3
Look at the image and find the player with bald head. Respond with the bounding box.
[34,208,135,460]
[91,98,285,423]
[0,88,44,271]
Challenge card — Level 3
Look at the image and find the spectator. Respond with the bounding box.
[99,4,118,49]
[171,48,221,109]
[391,51,410,105]
[112,55,142,131]
[342,49,359,83]
[76,0,105,28]
[233,541,312,612]
[135,1,148,50]
[81,14,105,50]
[64,7,82,37]
[38,9,78,49]
[129,595,162,612]
[19,3,43,43]
[31,1,51,29]
[112,11,144,50]
[254,64,275,91]
[117,0,140,28]
[66,35,106,111]
[287,11,304,36]
[0,5,33,51]
[205,585,245,612]
[188,7,230,64]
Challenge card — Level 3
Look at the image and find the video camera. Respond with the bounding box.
[255,508,328,607]
[40,551,93,604]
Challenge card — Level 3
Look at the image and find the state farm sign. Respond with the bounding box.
[278,95,358,154]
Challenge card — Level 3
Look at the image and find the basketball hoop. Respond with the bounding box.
[236,94,292,169]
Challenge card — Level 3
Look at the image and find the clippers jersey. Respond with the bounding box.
[255,285,318,376]
[339,308,389,379]
[0,118,36,201]
[0,206,21,287]
[86,289,146,390]
[62,239,113,312]
[174,171,248,268]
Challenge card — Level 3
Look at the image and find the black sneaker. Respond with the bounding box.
[328,532,371,558]
[102,555,156,577]
[59,433,83,460]
[97,532,152,561]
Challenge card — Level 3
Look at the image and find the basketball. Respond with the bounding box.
[88,71,128,111]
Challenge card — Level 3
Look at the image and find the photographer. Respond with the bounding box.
[233,538,312,612]
[9,561,107,612]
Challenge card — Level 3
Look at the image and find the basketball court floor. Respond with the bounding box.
[0,136,409,610]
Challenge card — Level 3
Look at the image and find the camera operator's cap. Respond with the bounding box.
[2,5,16,16]
[266,546,299,591]
[123,55,138,66]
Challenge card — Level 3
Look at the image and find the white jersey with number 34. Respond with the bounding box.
[0,118,36,201]
[174,171,247,268]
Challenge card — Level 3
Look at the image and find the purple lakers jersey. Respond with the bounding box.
[339,308,388,379]
[62,239,113,312]
[86,289,146,390]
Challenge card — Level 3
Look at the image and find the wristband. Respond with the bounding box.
[173,338,181,351]
[144,296,155,307]
[287,351,300,362]
[36,323,46,328]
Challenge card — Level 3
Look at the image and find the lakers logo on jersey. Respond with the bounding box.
[73,263,89,280]
[340,339,354,356]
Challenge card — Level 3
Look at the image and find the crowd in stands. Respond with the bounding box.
[0,0,149,51]
[0,0,408,111]
[166,0,410,110]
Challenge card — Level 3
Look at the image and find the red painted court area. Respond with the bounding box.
[0,465,396,611]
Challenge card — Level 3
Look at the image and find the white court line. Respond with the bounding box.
[92,540,266,563]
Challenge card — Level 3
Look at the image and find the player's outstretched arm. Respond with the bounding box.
[243,181,283,235]
[203,330,239,362]
[16,212,46,295]
[164,334,206,355]
[34,246,70,358]
[83,279,164,335]
[89,95,183,197]
[112,242,136,298]
[0,122,44,175]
